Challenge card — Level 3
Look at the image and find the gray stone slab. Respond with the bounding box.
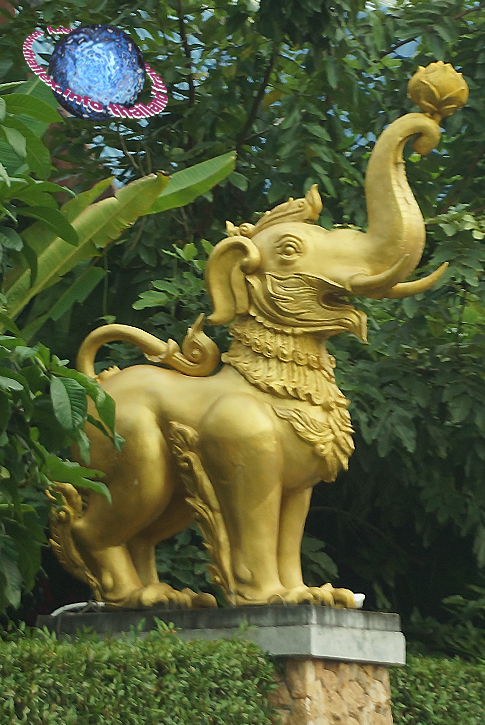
[36,604,405,666]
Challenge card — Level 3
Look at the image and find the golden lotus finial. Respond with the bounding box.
[408,61,469,122]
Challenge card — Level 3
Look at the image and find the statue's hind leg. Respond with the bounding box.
[127,495,194,586]
[127,496,217,608]
[72,410,182,607]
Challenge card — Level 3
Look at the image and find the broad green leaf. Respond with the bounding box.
[0,161,9,186]
[306,123,331,141]
[54,366,117,436]
[133,289,169,310]
[17,206,78,245]
[0,81,24,91]
[12,77,61,139]
[448,396,473,424]
[0,98,5,123]
[50,376,87,431]
[1,125,26,159]
[14,186,57,208]
[4,94,61,123]
[5,174,167,318]
[86,415,123,452]
[0,539,22,610]
[179,242,197,261]
[79,173,170,248]
[5,512,44,591]
[0,227,22,250]
[0,138,27,175]
[153,280,181,293]
[0,312,20,334]
[26,179,75,196]
[0,375,23,391]
[326,56,339,90]
[0,366,28,390]
[20,237,39,287]
[1,116,52,178]
[0,203,17,222]
[44,455,110,499]
[60,177,114,222]
[76,428,92,465]
[228,171,248,191]
[16,76,57,104]
[147,152,236,214]
[21,266,106,341]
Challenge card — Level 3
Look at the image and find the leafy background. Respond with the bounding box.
[1,0,485,654]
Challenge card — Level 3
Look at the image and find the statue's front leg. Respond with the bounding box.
[274,485,356,607]
[277,487,312,590]
[199,394,288,604]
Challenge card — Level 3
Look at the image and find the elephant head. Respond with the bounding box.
[205,110,452,341]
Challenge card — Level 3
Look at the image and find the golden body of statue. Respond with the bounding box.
[49,64,468,609]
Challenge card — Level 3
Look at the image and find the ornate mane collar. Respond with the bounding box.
[223,314,340,407]
[222,314,354,481]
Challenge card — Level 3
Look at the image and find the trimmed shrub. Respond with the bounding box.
[391,654,485,724]
[3,627,484,725]
[0,625,277,725]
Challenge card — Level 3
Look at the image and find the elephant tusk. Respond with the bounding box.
[346,255,410,295]
[379,262,449,299]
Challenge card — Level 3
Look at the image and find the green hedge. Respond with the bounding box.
[0,625,277,725]
[391,654,485,724]
[2,628,484,725]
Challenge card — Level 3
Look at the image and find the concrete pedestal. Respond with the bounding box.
[37,605,404,724]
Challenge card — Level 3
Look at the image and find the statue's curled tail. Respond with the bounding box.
[76,313,220,380]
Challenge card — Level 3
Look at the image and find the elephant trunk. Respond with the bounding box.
[351,113,442,297]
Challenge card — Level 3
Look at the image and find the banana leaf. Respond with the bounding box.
[21,266,106,342]
[5,173,169,318]
[4,151,235,320]
[146,151,236,213]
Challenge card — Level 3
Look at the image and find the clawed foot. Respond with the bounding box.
[181,587,218,608]
[253,584,357,608]
[105,583,217,609]
[308,584,357,608]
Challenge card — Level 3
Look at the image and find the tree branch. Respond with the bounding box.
[118,131,145,176]
[381,2,485,59]
[380,35,419,59]
[454,1,485,21]
[236,47,279,154]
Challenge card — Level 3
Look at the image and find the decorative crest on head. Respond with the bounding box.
[226,184,323,239]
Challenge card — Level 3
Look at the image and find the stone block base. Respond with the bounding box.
[270,658,392,725]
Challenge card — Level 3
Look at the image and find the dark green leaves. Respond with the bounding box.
[17,206,78,245]
[45,457,109,499]
[3,94,61,123]
[0,632,278,725]
[50,376,88,431]
[0,333,119,613]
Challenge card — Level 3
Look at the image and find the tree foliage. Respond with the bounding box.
[0,76,233,614]
[1,0,485,631]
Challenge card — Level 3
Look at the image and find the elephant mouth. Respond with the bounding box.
[246,273,367,341]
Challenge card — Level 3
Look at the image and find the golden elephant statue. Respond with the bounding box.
[49,66,466,610]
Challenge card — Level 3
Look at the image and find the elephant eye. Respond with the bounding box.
[276,236,304,262]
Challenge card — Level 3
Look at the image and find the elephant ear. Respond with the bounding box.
[205,236,261,325]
